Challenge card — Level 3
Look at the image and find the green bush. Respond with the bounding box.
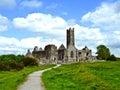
[15,63,24,71]
[22,57,39,66]
[0,54,24,71]
[0,54,40,71]
[107,54,117,61]
[10,61,24,70]
[0,54,24,63]
[0,61,24,71]
[0,63,10,71]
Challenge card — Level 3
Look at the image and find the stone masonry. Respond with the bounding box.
[26,27,97,64]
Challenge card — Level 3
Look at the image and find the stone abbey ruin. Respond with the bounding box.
[26,27,97,64]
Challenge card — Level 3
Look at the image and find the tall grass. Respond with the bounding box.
[0,65,55,90]
[42,61,120,90]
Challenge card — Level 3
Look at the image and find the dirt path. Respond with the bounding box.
[17,64,61,90]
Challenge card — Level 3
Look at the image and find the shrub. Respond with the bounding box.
[107,54,117,61]
[10,61,17,69]
[0,63,10,71]
[16,63,24,71]
[22,57,39,66]
[10,61,24,71]
[0,54,25,71]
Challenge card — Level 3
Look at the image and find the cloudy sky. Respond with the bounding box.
[0,0,120,56]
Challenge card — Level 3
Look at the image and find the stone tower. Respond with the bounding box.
[67,27,75,48]
[26,27,97,64]
[66,27,77,63]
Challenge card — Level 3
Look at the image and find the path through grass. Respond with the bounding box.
[0,65,55,90]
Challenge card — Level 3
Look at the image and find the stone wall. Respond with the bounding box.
[26,27,97,64]
[44,44,58,64]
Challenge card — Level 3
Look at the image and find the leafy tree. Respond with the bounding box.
[96,45,110,60]
[108,54,117,61]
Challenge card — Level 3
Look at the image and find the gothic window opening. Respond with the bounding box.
[86,52,89,56]
[79,52,81,54]
[61,54,64,59]
[71,51,74,58]
[54,58,56,61]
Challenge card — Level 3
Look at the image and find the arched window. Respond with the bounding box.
[86,52,89,56]
[71,51,74,58]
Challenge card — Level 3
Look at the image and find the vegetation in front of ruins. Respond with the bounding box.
[0,64,55,90]
[0,54,39,71]
[42,61,120,90]
[22,56,39,66]
[0,54,24,71]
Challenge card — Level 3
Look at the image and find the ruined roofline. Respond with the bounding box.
[67,27,74,31]
[66,27,75,48]
[26,27,97,64]
[58,44,66,50]
[45,44,56,46]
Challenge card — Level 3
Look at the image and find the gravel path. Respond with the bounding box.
[17,64,61,90]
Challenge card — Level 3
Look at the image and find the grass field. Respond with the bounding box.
[42,61,120,90]
[0,65,55,90]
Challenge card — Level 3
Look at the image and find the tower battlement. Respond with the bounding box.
[67,27,75,48]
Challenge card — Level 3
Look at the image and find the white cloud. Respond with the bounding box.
[12,12,103,46]
[0,36,20,48]
[0,36,23,55]
[74,24,103,41]
[72,24,103,54]
[67,19,76,25]
[11,12,106,56]
[0,14,9,31]
[114,30,120,35]
[0,13,69,55]
[0,36,63,55]
[81,0,120,31]
[0,0,16,8]
[13,13,68,37]
[20,0,43,8]
[0,36,42,49]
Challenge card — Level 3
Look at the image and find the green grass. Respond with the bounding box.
[0,65,55,90]
[42,61,120,90]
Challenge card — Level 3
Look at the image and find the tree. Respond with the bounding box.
[108,54,117,61]
[96,45,110,60]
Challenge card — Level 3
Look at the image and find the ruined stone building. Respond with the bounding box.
[26,28,97,64]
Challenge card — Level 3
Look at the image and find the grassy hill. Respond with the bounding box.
[42,61,120,90]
